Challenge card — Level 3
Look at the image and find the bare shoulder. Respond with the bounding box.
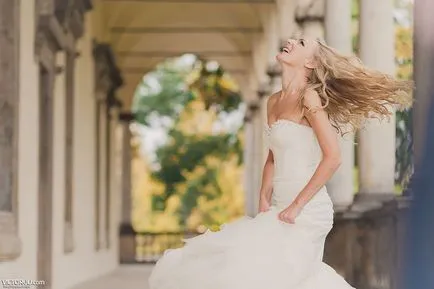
[302,89,324,114]
[265,91,280,124]
[267,91,280,110]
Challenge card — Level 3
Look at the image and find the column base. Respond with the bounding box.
[119,223,136,264]
[64,221,74,253]
[0,232,22,261]
[351,192,397,213]
[333,204,352,214]
[0,212,22,261]
[326,195,411,288]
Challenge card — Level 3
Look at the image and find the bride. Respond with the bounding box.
[148,38,412,289]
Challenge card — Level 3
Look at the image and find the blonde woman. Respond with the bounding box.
[149,38,413,289]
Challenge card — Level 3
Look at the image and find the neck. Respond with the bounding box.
[280,67,307,98]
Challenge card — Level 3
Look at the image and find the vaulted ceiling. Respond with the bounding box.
[93,0,276,109]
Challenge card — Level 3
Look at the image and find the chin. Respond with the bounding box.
[276,53,292,64]
[276,53,285,62]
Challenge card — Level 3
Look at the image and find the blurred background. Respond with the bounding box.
[0,0,432,288]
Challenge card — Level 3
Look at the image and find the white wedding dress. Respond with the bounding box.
[148,119,355,289]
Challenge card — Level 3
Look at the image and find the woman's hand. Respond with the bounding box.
[278,202,302,224]
[259,196,271,213]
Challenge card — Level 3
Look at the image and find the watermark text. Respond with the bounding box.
[1,279,46,289]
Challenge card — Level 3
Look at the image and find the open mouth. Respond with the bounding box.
[281,44,292,54]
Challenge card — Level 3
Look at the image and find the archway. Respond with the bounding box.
[129,54,247,262]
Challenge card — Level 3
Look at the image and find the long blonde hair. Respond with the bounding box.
[303,40,413,135]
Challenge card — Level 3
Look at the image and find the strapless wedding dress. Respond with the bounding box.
[148,119,355,289]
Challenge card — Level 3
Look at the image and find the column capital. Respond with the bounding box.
[93,42,124,108]
[266,62,281,79]
[119,112,136,123]
[35,0,93,54]
[244,102,261,123]
[295,0,325,25]
[54,0,93,40]
[248,103,260,112]
[257,82,271,99]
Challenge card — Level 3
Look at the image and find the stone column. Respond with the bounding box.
[357,0,396,199]
[93,43,123,251]
[0,0,22,261]
[252,103,263,215]
[268,0,299,94]
[322,1,357,281]
[120,122,132,228]
[295,0,325,39]
[325,0,355,210]
[251,34,274,213]
[243,103,260,217]
[118,116,135,263]
[272,0,325,88]
[243,115,254,217]
[404,2,434,281]
[276,0,300,41]
[413,0,434,164]
[261,4,277,164]
[404,12,434,288]
[258,84,270,165]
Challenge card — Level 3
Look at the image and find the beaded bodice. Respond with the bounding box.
[264,119,322,184]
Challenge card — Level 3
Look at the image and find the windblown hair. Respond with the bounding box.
[303,40,414,135]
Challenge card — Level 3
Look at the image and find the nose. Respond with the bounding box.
[286,39,295,45]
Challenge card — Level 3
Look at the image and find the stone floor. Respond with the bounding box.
[72,264,154,289]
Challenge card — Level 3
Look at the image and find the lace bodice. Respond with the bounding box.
[264,119,322,184]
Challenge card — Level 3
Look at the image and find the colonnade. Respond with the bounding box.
[243,0,397,216]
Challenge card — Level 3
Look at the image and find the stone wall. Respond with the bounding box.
[0,0,21,262]
[325,198,410,289]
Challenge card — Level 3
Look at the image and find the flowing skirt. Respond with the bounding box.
[148,188,355,289]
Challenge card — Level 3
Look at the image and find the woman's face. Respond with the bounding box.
[276,38,318,69]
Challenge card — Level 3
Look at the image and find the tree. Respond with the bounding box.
[395,25,413,189]
[131,55,245,232]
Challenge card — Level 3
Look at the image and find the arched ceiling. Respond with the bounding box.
[94,0,276,109]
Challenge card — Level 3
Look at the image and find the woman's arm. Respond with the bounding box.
[259,94,277,212]
[259,150,275,205]
[278,90,341,223]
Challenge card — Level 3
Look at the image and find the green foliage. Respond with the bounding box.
[132,66,194,126]
[351,0,360,54]
[395,26,413,189]
[177,168,220,227]
[395,109,413,187]
[132,55,244,230]
[190,65,243,113]
[133,56,243,126]
[151,128,242,211]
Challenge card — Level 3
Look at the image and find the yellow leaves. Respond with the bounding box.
[175,98,216,135]
[185,68,200,86]
[219,75,240,92]
[186,208,203,229]
[131,84,243,233]
[395,26,413,80]
[131,150,180,232]
[166,194,181,212]
[182,164,207,180]
[184,155,245,231]
[151,212,182,232]
[395,27,412,60]
[131,142,245,233]
[203,155,221,167]
[397,64,412,80]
